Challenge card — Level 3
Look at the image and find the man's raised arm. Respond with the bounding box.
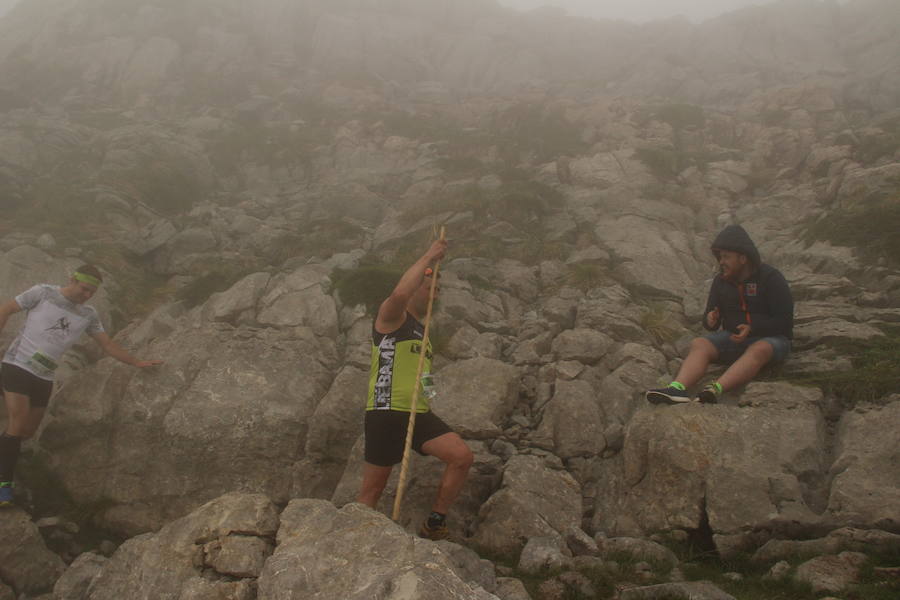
[375,238,447,333]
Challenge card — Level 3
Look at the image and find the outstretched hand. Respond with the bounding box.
[730,324,751,343]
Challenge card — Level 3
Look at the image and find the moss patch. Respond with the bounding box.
[803,197,900,268]
[783,324,900,406]
[330,262,404,316]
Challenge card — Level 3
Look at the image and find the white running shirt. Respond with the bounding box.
[3,285,104,380]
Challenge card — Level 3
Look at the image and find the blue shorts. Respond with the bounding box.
[703,331,791,365]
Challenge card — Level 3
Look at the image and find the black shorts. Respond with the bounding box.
[364,410,453,467]
[1,362,54,408]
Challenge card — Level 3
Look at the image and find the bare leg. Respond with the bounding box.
[674,337,719,388]
[420,433,473,514]
[357,463,392,509]
[18,407,46,439]
[717,340,774,391]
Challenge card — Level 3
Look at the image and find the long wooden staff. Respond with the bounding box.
[392,226,445,522]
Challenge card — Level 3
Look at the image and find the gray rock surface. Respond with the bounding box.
[0,508,66,595]
[619,581,735,600]
[257,499,498,599]
[52,552,106,600]
[83,493,277,600]
[431,358,520,439]
[793,551,868,593]
[38,322,335,535]
[473,455,582,556]
[533,379,607,458]
[494,577,532,600]
[592,383,826,537]
[0,0,898,593]
[599,537,679,569]
[827,400,900,530]
[753,527,900,563]
[517,536,570,574]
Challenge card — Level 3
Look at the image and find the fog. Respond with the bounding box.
[0,0,15,18]
[497,0,842,23]
[0,0,852,22]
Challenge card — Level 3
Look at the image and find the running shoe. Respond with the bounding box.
[697,383,722,404]
[0,482,13,508]
[419,519,450,541]
[646,386,691,405]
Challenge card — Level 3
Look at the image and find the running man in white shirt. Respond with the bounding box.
[0,265,162,507]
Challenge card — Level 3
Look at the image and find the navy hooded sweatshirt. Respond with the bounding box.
[704,225,794,339]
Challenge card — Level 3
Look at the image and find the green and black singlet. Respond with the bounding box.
[367,313,433,413]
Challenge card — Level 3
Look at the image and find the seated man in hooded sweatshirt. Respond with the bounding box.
[646,224,794,404]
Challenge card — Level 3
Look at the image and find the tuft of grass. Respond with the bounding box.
[567,264,603,291]
[490,102,590,164]
[677,547,900,600]
[466,537,899,600]
[640,303,681,344]
[803,197,900,268]
[330,263,403,316]
[783,325,900,406]
[635,147,681,180]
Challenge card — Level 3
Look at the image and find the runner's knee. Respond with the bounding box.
[451,444,474,469]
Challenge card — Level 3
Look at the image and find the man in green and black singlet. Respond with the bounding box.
[357,239,473,540]
[0,265,163,507]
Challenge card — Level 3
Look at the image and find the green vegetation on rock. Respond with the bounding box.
[804,197,900,268]
[785,325,900,405]
[330,262,403,315]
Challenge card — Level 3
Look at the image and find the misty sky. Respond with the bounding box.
[0,0,851,22]
[497,0,820,23]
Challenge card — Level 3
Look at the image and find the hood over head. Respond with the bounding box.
[711,224,760,267]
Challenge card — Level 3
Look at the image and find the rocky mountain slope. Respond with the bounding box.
[0,0,898,598]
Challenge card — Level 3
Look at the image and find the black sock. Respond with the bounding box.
[0,433,22,482]
[427,511,446,528]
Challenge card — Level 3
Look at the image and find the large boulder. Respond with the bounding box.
[533,379,607,458]
[0,508,66,596]
[550,328,615,364]
[827,399,900,530]
[473,455,582,556]
[37,321,336,536]
[597,343,668,425]
[291,365,368,499]
[52,552,107,600]
[257,499,499,599]
[257,264,338,337]
[202,272,272,324]
[592,383,827,540]
[83,493,277,600]
[793,551,868,594]
[431,358,521,439]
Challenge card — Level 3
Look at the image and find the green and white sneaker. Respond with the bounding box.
[646,383,691,405]
[697,382,723,404]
